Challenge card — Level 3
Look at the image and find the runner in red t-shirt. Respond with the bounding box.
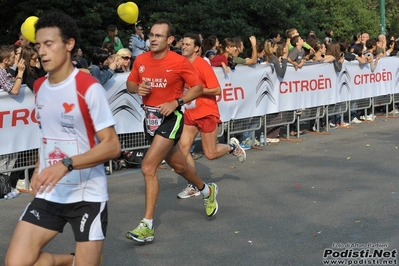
[126,20,219,244]
[177,33,246,199]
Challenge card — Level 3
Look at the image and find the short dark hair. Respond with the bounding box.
[0,45,13,62]
[366,38,377,49]
[35,11,80,56]
[172,34,182,46]
[91,48,110,65]
[290,35,301,47]
[107,25,117,32]
[269,31,280,39]
[353,43,364,56]
[153,19,175,37]
[183,32,201,48]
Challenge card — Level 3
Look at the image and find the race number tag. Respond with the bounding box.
[42,138,81,185]
[143,106,165,136]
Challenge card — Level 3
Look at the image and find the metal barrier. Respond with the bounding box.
[3,94,399,186]
[0,149,38,190]
[227,116,263,144]
[373,94,392,117]
[348,98,372,122]
[265,111,296,139]
[294,106,326,138]
[392,94,399,116]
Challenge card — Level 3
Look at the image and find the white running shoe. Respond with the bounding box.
[177,184,200,199]
[229,137,246,163]
[351,117,362,124]
[329,123,338,128]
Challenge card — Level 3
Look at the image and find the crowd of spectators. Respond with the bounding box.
[2,23,399,168]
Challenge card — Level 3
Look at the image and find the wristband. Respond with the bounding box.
[16,77,22,80]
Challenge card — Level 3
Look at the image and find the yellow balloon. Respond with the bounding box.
[117,2,139,24]
[25,16,39,25]
[20,16,38,43]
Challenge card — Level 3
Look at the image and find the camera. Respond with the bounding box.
[228,56,237,70]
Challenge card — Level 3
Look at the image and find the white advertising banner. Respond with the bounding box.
[0,85,40,154]
[1,57,399,155]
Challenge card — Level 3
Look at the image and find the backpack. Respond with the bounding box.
[0,174,12,198]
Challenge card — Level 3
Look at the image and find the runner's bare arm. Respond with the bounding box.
[202,86,221,96]
[182,83,203,103]
[157,83,203,116]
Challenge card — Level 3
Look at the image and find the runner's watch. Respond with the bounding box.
[62,157,74,172]
[176,98,184,106]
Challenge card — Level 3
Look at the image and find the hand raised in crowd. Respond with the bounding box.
[248,36,256,46]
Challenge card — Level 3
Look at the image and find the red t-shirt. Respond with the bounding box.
[210,54,228,67]
[127,50,200,107]
[185,56,220,120]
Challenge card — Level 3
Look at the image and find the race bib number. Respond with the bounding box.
[42,138,81,185]
[143,106,165,136]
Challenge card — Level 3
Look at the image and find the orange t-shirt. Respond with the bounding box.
[127,50,200,107]
[184,56,221,120]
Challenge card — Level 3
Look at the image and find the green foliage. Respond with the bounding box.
[0,0,397,59]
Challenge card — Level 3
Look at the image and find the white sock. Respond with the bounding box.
[199,183,210,198]
[143,218,153,229]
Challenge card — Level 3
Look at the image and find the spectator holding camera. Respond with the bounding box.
[210,37,236,73]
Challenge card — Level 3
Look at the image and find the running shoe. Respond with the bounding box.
[177,184,200,199]
[204,183,218,217]
[126,220,155,243]
[229,137,247,162]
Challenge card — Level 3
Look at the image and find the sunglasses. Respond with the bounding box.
[122,56,131,60]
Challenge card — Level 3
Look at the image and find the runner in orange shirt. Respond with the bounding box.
[177,32,246,199]
[125,20,218,243]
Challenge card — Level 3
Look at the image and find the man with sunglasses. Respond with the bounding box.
[125,19,219,244]
[129,24,147,63]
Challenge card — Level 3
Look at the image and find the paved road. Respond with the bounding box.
[2,116,399,266]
